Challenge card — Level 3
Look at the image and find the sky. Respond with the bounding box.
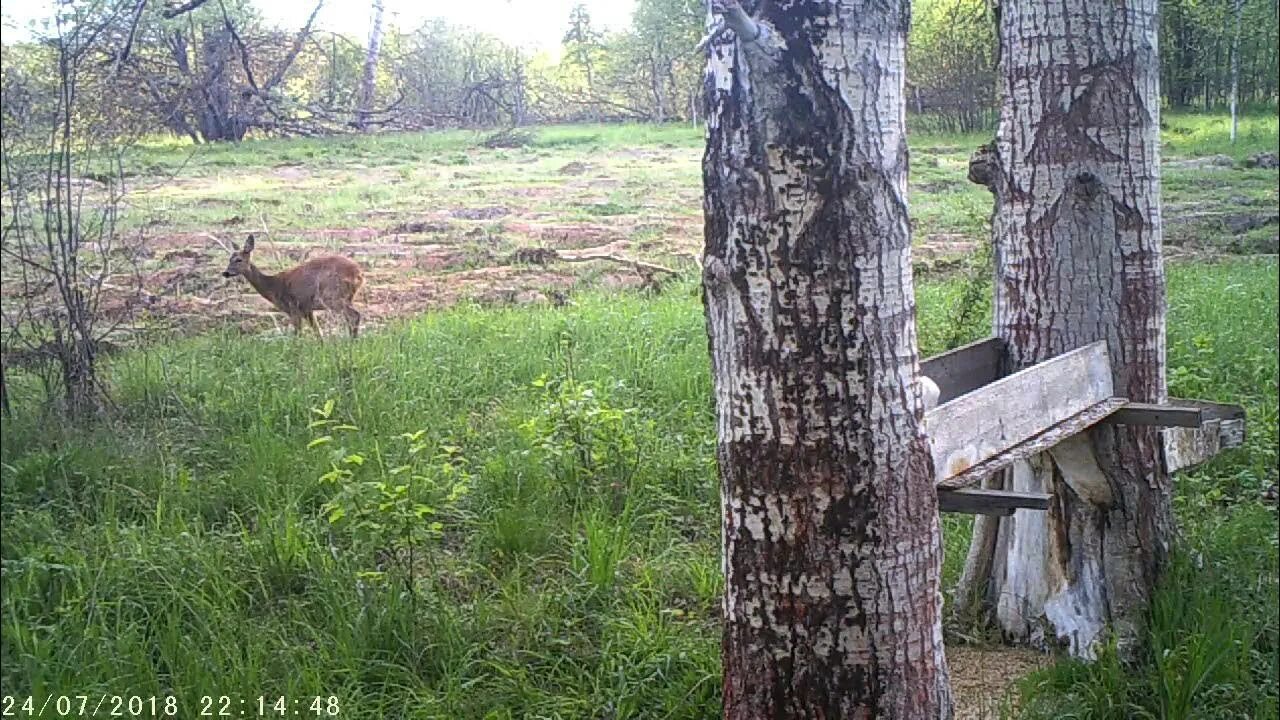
[0,0,639,55]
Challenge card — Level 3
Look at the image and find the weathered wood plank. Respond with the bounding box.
[1101,402,1204,427]
[1171,398,1245,421]
[925,341,1114,484]
[920,336,1004,405]
[937,397,1128,489]
[1163,399,1246,473]
[937,487,1053,516]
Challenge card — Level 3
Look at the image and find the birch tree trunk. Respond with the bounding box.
[357,0,385,132]
[959,0,1168,659]
[702,2,951,716]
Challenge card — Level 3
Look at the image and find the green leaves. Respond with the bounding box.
[306,398,473,585]
[521,368,640,512]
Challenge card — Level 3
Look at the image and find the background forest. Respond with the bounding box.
[3,0,1276,141]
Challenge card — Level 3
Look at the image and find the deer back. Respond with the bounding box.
[278,256,364,313]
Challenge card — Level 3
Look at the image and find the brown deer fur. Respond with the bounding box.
[221,234,364,337]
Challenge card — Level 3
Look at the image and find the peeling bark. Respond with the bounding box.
[958,0,1168,659]
[703,1,951,716]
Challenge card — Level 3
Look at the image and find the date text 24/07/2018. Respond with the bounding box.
[1,695,340,718]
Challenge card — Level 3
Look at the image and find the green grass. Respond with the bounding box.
[2,113,1277,716]
[1017,258,1280,720]
[3,258,1276,718]
[102,115,1278,272]
[1161,112,1280,160]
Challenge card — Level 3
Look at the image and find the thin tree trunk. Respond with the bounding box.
[648,48,666,123]
[357,0,385,132]
[703,2,951,716]
[960,0,1168,659]
[1230,0,1243,142]
[0,361,11,418]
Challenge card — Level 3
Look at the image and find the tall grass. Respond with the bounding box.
[3,258,1275,717]
[1017,258,1280,720]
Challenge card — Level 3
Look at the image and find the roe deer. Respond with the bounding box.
[221,234,364,337]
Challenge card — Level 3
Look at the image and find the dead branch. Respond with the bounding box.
[506,246,678,276]
[557,252,678,276]
[162,0,212,19]
[262,0,325,92]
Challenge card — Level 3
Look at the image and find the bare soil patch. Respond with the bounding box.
[91,149,998,339]
[949,645,1049,719]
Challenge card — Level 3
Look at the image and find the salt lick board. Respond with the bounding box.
[924,341,1114,485]
[1163,399,1247,473]
[918,336,1003,406]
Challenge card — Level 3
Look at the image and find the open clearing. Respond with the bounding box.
[18,116,1274,341]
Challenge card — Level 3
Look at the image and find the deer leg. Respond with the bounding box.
[342,305,361,338]
[290,315,303,335]
[305,312,321,337]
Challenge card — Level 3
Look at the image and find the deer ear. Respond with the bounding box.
[244,234,255,252]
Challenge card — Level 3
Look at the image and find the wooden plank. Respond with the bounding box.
[919,336,1004,405]
[925,341,1114,485]
[1101,402,1204,427]
[937,488,1053,516]
[938,397,1128,489]
[1171,397,1245,421]
[1163,399,1246,473]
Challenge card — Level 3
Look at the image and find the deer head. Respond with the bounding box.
[222,234,256,278]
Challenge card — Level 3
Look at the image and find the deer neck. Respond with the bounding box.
[242,263,288,309]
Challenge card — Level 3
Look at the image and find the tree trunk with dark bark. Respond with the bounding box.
[0,360,11,418]
[702,1,951,716]
[959,0,1168,659]
[194,26,247,142]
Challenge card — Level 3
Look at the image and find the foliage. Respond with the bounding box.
[3,0,1274,141]
[1162,0,1279,110]
[907,0,997,133]
[307,399,472,589]
[521,335,641,513]
[2,251,1274,715]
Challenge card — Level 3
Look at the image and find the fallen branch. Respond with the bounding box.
[506,247,678,276]
[557,252,678,276]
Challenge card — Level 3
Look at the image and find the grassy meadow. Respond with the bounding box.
[1,113,1277,718]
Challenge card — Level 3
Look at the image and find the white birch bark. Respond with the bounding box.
[703,1,951,716]
[960,0,1169,659]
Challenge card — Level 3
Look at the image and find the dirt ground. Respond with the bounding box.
[2,139,992,342]
[949,645,1050,719]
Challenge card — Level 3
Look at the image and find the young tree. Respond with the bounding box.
[1,2,147,417]
[702,1,951,716]
[562,4,602,103]
[1229,0,1243,141]
[960,0,1168,657]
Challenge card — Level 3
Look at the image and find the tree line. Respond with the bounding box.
[3,0,1274,144]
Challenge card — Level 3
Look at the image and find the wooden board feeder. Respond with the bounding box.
[919,337,1246,516]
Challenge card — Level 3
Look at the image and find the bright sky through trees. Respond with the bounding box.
[0,0,638,54]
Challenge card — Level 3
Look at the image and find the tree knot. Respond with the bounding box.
[1073,171,1102,200]
[967,142,1000,192]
